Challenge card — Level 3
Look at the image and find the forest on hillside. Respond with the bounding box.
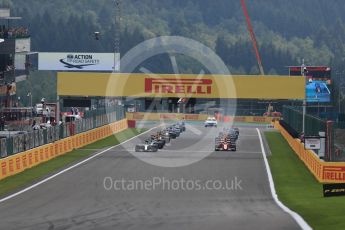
[0,0,345,104]
[4,0,345,73]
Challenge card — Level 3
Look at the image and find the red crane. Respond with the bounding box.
[240,0,265,75]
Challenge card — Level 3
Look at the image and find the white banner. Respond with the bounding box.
[305,138,321,150]
[15,53,26,70]
[38,52,120,71]
[15,38,31,52]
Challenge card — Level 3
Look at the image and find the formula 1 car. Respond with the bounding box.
[171,124,183,133]
[175,122,186,132]
[167,127,180,137]
[149,134,165,149]
[164,129,177,139]
[135,140,158,152]
[157,130,171,143]
[215,137,236,151]
[228,132,238,142]
[233,127,240,136]
[222,128,239,141]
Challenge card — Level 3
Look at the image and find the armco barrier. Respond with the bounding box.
[0,138,7,158]
[126,112,275,123]
[275,121,345,183]
[224,116,275,123]
[0,119,128,180]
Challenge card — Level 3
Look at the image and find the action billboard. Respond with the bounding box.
[306,80,331,103]
[38,52,119,71]
[289,66,332,103]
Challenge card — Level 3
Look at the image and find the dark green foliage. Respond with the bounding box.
[1,0,344,75]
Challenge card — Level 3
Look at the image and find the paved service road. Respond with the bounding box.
[0,123,301,230]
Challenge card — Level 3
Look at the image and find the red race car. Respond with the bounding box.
[215,136,236,151]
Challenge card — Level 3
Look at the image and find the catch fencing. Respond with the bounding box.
[0,106,125,159]
[282,105,337,162]
[0,118,128,180]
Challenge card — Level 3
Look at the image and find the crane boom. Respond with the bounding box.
[240,0,265,75]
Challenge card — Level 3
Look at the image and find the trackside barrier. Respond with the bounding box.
[275,121,345,183]
[126,112,276,123]
[223,116,276,123]
[34,131,39,147]
[0,139,7,158]
[0,119,128,180]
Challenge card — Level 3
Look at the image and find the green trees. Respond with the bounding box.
[1,0,344,74]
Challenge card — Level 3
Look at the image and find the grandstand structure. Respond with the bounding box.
[0,8,32,132]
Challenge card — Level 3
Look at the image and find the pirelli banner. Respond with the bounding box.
[57,73,305,99]
[323,166,345,183]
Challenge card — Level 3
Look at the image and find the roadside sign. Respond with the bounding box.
[305,137,321,150]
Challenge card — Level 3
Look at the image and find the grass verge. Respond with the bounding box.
[0,128,147,198]
[265,132,345,230]
[81,128,146,149]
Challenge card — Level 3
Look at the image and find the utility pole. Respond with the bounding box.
[114,0,121,73]
[302,59,307,134]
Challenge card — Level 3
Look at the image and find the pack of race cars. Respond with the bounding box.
[215,128,239,151]
[135,122,186,152]
[135,121,240,152]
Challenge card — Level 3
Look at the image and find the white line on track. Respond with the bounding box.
[256,128,312,230]
[0,126,160,204]
[237,134,260,137]
[158,150,262,154]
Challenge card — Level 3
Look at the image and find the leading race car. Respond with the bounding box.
[215,136,236,151]
[215,131,237,151]
[135,140,159,152]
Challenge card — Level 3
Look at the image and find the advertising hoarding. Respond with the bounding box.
[57,73,306,99]
[306,80,331,103]
[39,52,119,71]
[289,66,332,103]
[304,137,321,150]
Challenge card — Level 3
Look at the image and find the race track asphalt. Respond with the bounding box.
[0,123,301,230]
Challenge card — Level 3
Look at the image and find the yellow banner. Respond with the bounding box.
[57,73,305,99]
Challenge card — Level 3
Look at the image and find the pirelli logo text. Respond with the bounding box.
[323,166,345,182]
[145,78,213,95]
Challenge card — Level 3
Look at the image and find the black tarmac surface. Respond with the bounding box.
[0,123,300,230]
